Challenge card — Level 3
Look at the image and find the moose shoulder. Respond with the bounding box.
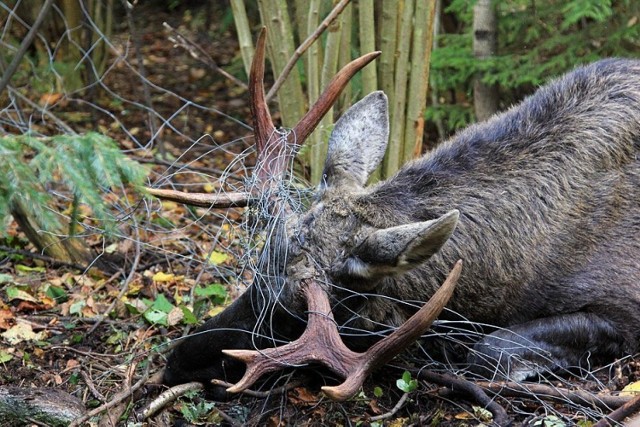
[164,58,640,396]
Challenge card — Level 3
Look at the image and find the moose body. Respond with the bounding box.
[164,58,640,394]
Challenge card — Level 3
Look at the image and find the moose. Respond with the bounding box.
[157,31,640,400]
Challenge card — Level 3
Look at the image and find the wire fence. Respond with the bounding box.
[0,2,636,426]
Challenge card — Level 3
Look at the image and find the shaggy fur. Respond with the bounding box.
[165,59,640,392]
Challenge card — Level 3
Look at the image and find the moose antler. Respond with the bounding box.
[222,260,463,401]
[146,29,381,208]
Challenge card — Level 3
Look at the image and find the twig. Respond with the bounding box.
[80,370,106,402]
[593,393,640,427]
[69,364,150,427]
[139,381,240,426]
[162,22,248,90]
[475,380,632,410]
[24,418,49,427]
[0,0,55,95]
[370,392,409,422]
[132,155,229,178]
[4,87,76,134]
[87,222,141,335]
[121,0,163,157]
[96,361,138,427]
[0,245,87,271]
[265,0,352,102]
[139,382,203,419]
[410,368,511,427]
[211,379,302,398]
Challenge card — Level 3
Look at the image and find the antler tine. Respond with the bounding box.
[289,51,381,146]
[145,188,252,208]
[222,260,462,401]
[249,27,276,156]
[322,260,462,400]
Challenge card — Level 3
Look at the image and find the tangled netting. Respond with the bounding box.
[1,2,636,425]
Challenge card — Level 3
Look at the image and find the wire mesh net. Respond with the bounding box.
[0,2,637,426]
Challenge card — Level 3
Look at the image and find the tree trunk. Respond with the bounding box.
[11,202,117,273]
[0,386,86,427]
[472,0,498,122]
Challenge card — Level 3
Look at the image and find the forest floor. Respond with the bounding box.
[0,3,639,426]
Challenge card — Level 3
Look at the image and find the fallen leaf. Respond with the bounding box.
[39,92,63,105]
[6,287,38,303]
[0,310,15,330]
[207,251,229,265]
[621,381,640,396]
[152,271,174,282]
[288,387,318,405]
[1,322,45,344]
[167,306,184,326]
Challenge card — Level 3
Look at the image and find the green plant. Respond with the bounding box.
[0,132,148,266]
[430,0,640,136]
[396,370,418,393]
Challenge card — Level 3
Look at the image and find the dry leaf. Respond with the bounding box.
[621,381,640,396]
[1,322,45,344]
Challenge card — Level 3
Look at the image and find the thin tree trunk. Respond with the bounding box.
[429,0,446,144]
[230,0,254,78]
[312,6,342,184]
[384,0,413,177]
[359,0,380,182]
[403,0,436,160]
[306,0,322,182]
[473,0,499,122]
[337,2,352,112]
[257,0,306,129]
[378,1,399,178]
[358,0,377,95]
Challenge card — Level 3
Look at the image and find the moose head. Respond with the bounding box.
[157,31,640,400]
[156,30,462,400]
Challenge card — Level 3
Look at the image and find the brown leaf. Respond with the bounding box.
[288,387,318,406]
[39,93,64,105]
[0,310,15,330]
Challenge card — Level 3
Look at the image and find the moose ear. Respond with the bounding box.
[320,91,389,190]
[336,210,459,286]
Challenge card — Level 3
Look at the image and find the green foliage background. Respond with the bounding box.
[429,0,640,136]
[0,133,148,238]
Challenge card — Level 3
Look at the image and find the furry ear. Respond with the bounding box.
[334,210,459,288]
[320,91,389,191]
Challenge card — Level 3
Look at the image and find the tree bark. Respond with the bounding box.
[0,386,86,427]
[473,0,499,122]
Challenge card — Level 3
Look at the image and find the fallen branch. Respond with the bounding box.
[211,379,302,398]
[139,382,203,420]
[475,380,631,410]
[409,368,511,427]
[69,364,150,427]
[593,393,640,427]
[370,392,409,422]
[0,387,86,426]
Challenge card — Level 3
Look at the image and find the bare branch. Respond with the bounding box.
[288,51,380,146]
[163,22,248,91]
[265,0,352,102]
[0,0,55,95]
[144,187,252,208]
